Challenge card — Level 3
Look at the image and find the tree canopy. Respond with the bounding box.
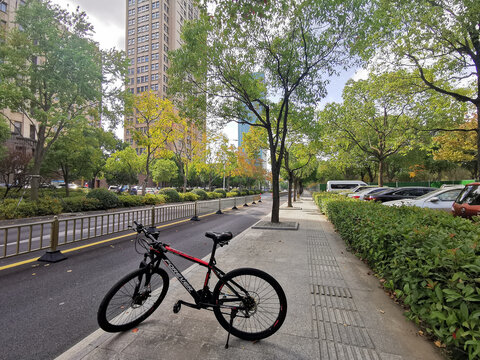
[358,0,480,179]
[168,0,368,222]
[0,0,129,200]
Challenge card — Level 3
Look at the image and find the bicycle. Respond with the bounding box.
[97,221,287,348]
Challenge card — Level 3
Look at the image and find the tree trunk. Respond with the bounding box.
[30,126,47,201]
[378,159,384,187]
[476,103,480,181]
[183,164,188,193]
[271,168,280,223]
[293,178,298,202]
[63,167,70,197]
[287,174,293,207]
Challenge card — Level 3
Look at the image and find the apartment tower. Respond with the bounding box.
[124,0,199,152]
[0,0,37,155]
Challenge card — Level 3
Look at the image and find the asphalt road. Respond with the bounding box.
[0,197,275,360]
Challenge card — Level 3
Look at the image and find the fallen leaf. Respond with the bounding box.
[378,309,385,314]
[418,330,424,336]
[44,264,50,267]
[132,328,139,333]
[110,245,115,248]
[67,270,72,273]
[434,340,446,348]
[32,264,39,268]
[32,273,36,276]
[379,279,386,283]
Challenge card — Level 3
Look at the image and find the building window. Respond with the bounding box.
[29,125,36,140]
[128,0,136,6]
[14,121,22,134]
[0,2,7,12]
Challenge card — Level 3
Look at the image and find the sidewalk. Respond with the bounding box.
[57,194,444,360]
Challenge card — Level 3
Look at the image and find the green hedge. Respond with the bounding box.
[191,188,208,200]
[0,188,261,219]
[313,193,480,359]
[86,188,119,209]
[61,197,102,212]
[159,188,181,203]
[179,192,199,202]
[214,189,227,198]
[0,197,63,219]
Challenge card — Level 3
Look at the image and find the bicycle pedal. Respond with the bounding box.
[173,301,181,314]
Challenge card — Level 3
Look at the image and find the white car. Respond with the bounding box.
[383,185,464,212]
[326,180,368,192]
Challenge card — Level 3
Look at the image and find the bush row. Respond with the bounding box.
[313,193,480,359]
[0,188,262,220]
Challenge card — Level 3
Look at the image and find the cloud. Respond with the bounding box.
[50,0,125,51]
[351,68,369,81]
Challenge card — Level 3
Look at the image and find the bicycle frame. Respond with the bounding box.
[144,236,240,309]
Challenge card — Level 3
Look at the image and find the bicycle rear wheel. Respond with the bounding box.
[97,267,169,332]
[213,267,287,341]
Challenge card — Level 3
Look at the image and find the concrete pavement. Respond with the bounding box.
[56,194,444,360]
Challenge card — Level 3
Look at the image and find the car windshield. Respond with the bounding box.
[331,184,360,189]
[414,188,443,200]
[456,185,480,205]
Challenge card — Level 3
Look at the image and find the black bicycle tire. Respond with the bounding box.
[97,267,169,332]
[212,267,287,341]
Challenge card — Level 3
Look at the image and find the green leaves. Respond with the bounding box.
[314,193,480,358]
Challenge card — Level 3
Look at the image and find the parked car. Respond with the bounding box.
[452,182,480,219]
[339,185,377,196]
[326,180,368,192]
[348,187,389,200]
[383,185,464,212]
[368,187,436,203]
[129,186,143,195]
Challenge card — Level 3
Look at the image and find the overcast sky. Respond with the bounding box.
[50,0,125,51]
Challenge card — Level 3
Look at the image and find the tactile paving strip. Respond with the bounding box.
[307,229,380,359]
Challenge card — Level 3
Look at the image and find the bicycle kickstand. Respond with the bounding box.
[225,308,238,349]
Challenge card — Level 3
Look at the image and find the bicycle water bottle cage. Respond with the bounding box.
[205,231,233,246]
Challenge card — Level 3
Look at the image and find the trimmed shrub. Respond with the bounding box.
[86,188,119,209]
[316,195,480,358]
[214,189,227,198]
[191,188,208,200]
[36,197,63,216]
[61,197,102,212]
[0,197,62,219]
[207,191,221,199]
[141,194,167,205]
[118,195,144,208]
[226,191,237,198]
[159,188,181,203]
[180,192,199,202]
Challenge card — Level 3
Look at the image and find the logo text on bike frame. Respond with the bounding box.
[163,259,196,294]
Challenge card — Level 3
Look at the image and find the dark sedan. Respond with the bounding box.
[367,187,436,203]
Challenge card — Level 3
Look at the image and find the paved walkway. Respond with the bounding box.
[57,194,444,360]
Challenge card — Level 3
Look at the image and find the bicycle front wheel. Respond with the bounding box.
[97,267,169,332]
[213,267,287,341]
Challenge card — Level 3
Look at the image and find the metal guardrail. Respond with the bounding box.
[0,195,262,261]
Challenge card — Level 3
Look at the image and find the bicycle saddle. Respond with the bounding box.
[205,231,233,245]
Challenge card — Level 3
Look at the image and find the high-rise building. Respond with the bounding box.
[0,0,37,155]
[124,0,199,152]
